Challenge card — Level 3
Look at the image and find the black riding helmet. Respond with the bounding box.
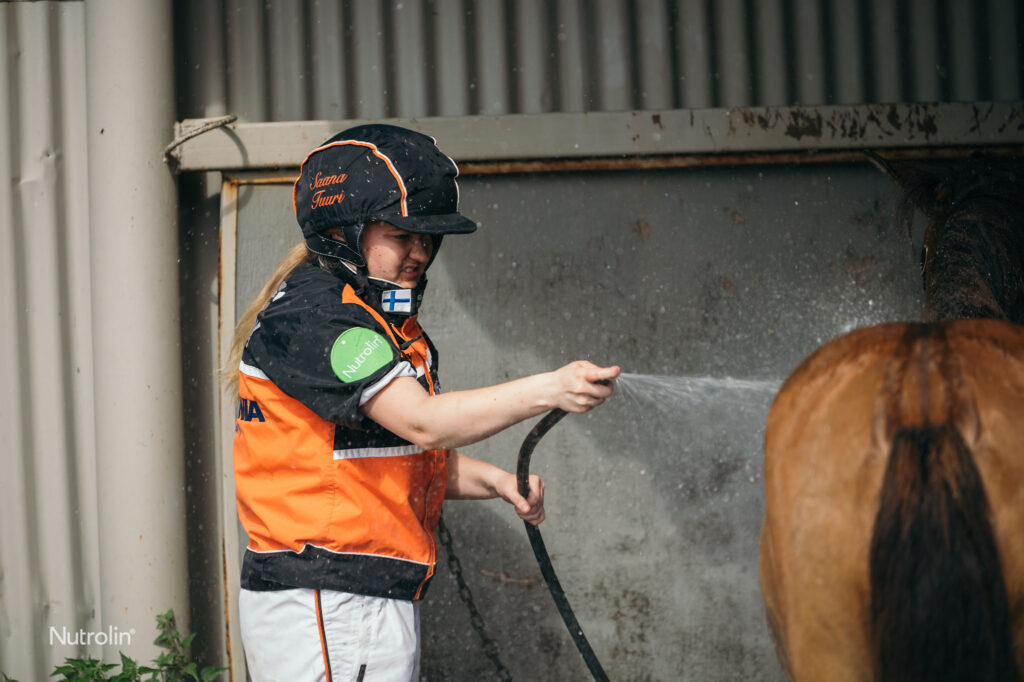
[293,124,477,274]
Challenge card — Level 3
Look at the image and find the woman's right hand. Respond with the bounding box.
[550,361,621,413]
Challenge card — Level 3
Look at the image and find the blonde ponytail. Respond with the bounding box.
[221,241,311,393]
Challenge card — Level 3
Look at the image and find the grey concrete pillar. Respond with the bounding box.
[85,0,188,663]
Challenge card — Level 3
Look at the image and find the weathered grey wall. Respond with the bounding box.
[2,2,186,680]
[0,4,100,679]
[230,159,921,680]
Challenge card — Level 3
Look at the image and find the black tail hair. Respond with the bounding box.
[869,423,1019,682]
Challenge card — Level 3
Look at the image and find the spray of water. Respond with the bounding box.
[600,372,784,489]
[613,372,782,411]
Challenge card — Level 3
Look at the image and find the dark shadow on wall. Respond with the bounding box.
[178,171,228,673]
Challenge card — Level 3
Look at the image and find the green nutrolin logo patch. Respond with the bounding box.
[331,328,393,382]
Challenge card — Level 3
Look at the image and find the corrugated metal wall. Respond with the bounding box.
[0,2,101,680]
[175,0,1024,122]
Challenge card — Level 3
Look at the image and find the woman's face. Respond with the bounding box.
[360,221,434,288]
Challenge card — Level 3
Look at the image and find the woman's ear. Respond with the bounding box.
[324,227,346,242]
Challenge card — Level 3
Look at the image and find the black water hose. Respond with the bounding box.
[517,408,611,682]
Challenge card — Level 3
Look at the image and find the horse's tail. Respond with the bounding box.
[869,423,1019,682]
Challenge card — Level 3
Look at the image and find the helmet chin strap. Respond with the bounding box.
[306,233,364,268]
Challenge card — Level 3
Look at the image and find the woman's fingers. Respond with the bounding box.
[557,362,620,412]
[517,475,545,525]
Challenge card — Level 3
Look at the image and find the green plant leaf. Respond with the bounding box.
[199,667,227,682]
[51,656,117,680]
[105,653,141,682]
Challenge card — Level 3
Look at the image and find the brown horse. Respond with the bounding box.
[759,154,1024,681]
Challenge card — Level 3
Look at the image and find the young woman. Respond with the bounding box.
[226,124,619,681]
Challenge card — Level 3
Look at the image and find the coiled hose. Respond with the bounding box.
[516,407,610,682]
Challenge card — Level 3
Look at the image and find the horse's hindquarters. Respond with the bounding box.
[759,320,1024,681]
[761,324,900,681]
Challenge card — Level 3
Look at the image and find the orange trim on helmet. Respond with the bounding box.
[293,140,410,221]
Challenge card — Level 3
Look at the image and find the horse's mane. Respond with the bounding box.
[893,155,1024,239]
[888,154,1024,323]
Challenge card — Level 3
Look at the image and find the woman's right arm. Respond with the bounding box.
[360,360,620,451]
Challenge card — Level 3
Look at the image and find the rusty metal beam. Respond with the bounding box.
[220,146,1023,187]
[169,102,1024,173]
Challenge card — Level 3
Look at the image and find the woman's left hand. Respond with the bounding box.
[496,472,546,526]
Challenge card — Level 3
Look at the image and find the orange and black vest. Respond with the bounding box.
[234,261,448,600]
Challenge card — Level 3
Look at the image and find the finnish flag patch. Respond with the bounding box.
[381,288,413,314]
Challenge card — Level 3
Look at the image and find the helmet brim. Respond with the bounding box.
[379,212,478,235]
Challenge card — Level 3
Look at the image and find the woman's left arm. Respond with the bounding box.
[445,451,546,526]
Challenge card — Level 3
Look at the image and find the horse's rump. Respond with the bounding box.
[761,319,1024,681]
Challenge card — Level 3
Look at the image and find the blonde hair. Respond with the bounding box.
[221,241,311,393]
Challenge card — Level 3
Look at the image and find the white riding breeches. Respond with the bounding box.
[239,587,421,682]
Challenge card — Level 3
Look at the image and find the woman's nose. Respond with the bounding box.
[411,237,432,260]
